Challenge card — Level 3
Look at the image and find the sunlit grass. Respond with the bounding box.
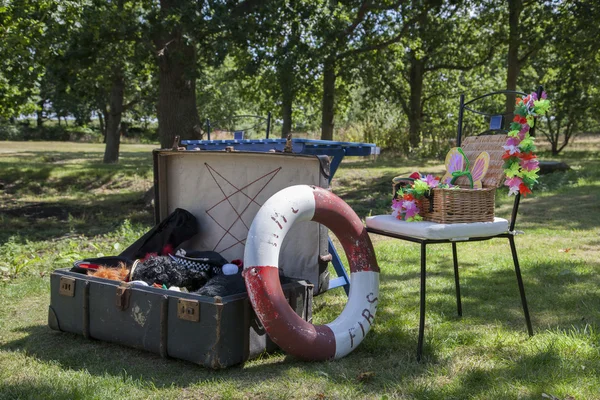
[1,139,599,399]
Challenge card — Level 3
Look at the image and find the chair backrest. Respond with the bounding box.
[456,86,544,230]
[457,89,540,145]
[457,134,508,189]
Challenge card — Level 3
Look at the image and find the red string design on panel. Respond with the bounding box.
[204,163,282,253]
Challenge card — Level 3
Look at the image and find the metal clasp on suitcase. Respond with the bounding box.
[115,286,131,310]
[59,277,76,297]
[178,299,200,322]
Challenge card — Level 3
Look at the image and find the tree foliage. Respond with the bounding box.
[0,0,599,156]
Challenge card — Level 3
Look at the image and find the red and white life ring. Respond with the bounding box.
[243,185,380,360]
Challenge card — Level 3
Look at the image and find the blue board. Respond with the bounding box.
[490,115,504,130]
[233,131,244,140]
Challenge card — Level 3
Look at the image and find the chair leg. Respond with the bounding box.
[417,242,426,361]
[451,242,462,317]
[508,235,534,336]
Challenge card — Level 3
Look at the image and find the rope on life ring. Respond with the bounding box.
[243,185,380,360]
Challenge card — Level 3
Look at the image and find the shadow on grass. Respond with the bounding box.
[0,323,442,397]
[518,185,600,231]
[0,381,95,400]
[0,324,288,388]
[1,250,598,395]
[2,320,592,398]
[414,344,593,399]
[0,151,152,197]
[388,253,600,332]
[0,194,154,244]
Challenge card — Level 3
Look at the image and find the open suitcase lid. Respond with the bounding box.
[152,149,330,290]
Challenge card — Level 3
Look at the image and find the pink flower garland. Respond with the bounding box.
[502,91,550,196]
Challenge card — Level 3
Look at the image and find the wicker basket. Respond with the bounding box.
[392,134,507,224]
[420,187,496,224]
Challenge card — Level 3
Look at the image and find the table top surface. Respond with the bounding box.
[181,138,379,157]
[181,138,377,147]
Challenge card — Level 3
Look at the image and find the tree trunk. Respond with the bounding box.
[506,0,523,115]
[155,0,202,149]
[280,67,294,138]
[281,93,293,138]
[548,118,559,155]
[103,74,125,164]
[280,10,299,139]
[36,99,45,127]
[408,55,425,150]
[320,55,336,141]
[97,110,105,139]
[102,108,109,143]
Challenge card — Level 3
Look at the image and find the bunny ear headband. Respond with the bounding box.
[442,147,490,189]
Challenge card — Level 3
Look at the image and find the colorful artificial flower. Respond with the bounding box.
[391,198,403,218]
[519,183,532,197]
[413,179,431,196]
[503,144,521,155]
[521,157,539,171]
[422,174,440,188]
[391,173,451,221]
[503,90,550,196]
[504,176,522,196]
[402,200,420,219]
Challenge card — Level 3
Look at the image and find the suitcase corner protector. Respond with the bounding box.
[47,305,61,331]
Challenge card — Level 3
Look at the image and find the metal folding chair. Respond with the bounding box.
[366,87,543,360]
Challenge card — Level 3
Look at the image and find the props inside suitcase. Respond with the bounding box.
[68,207,292,297]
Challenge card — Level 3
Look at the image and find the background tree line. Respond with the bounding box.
[0,0,598,162]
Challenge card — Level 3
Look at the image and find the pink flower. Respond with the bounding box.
[506,136,521,147]
[505,176,523,187]
[505,176,522,195]
[503,144,521,155]
[521,158,539,171]
[422,174,439,188]
[391,198,403,218]
[402,200,420,219]
[519,124,529,137]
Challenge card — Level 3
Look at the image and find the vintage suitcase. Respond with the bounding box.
[48,268,312,369]
[152,149,331,293]
[48,149,328,368]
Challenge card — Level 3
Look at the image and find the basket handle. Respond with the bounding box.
[391,177,415,199]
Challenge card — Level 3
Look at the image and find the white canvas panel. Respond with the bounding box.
[161,152,325,286]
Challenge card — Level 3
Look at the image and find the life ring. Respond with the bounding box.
[243,185,380,360]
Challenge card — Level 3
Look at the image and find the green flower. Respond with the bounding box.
[508,130,520,137]
[519,137,535,151]
[510,122,522,131]
[413,179,430,196]
[534,99,550,115]
[505,162,522,178]
[515,104,528,116]
[526,115,535,128]
[522,169,539,183]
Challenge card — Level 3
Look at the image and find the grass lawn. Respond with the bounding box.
[1,138,599,399]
